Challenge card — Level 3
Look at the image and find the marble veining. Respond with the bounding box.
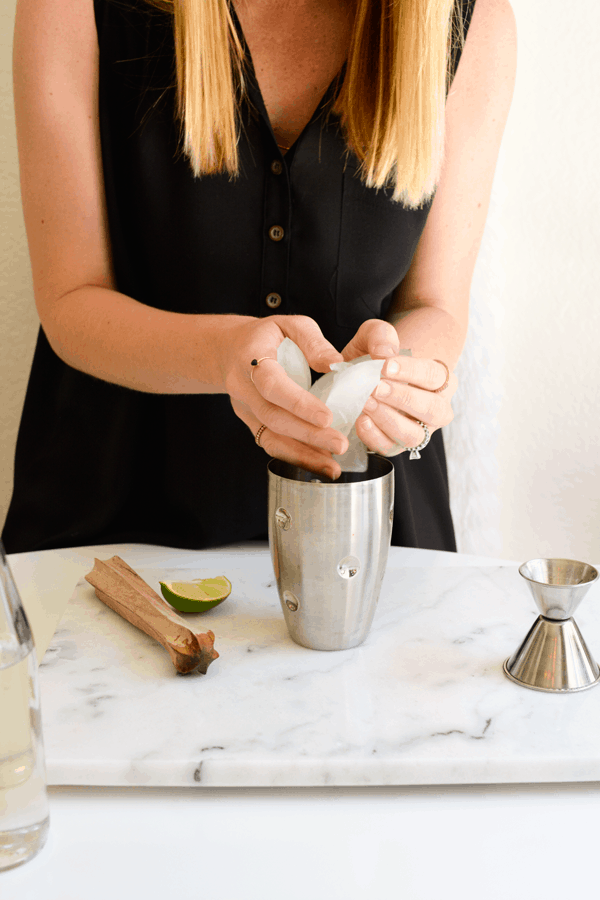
[39,552,600,787]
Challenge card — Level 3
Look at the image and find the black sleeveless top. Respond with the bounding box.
[2,0,475,554]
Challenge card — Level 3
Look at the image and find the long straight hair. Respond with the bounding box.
[146,0,464,208]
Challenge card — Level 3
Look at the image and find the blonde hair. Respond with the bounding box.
[145,0,464,208]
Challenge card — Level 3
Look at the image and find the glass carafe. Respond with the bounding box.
[0,540,50,869]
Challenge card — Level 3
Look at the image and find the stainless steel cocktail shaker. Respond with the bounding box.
[268,456,394,651]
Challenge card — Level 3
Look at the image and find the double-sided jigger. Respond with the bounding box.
[504,558,600,692]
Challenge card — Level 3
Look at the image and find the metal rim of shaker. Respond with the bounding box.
[266,457,394,486]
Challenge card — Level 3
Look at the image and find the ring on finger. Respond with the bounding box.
[432,359,450,393]
[362,409,426,459]
[255,424,267,447]
[250,357,277,386]
[406,420,431,460]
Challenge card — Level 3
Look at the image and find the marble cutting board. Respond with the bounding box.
[39,552,600,787]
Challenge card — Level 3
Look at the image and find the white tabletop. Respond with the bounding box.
[3,542,598,899]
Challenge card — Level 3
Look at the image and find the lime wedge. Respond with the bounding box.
[159,576,232,613]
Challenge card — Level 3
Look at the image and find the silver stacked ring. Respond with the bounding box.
[407,421,430,460]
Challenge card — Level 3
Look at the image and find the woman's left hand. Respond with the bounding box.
[341,319,458,457]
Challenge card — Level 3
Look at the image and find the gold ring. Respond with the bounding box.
[255,424,267,447]
[432,359,450,393]
[250,357,277,385]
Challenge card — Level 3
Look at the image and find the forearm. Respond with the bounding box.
[386,305,468,372]
[44,285,251,393]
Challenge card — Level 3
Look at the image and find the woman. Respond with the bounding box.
[3,0,516,553]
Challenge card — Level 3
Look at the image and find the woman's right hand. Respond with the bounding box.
[217,315,349,479]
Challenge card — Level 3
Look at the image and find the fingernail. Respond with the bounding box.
[373,344,398,358]
[328,439,345,455]
[375,381,392,399]
[364,398,377,412]
[325,466,339,480]
[385,360,400,377]
[314,411,331,428]
[318,352,344,369]
[383,439,407,457]
[362,416,373,430]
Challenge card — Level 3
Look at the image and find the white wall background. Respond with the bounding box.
[1,0,599,562]
[1,0,39,542]
[496,0,600,562]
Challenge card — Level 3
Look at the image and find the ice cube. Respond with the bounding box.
[277,341,385,473]
[317,356,385,435]
[277,338,311,391]
[333,422,370,472]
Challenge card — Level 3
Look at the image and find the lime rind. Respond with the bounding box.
[159,576,231,613]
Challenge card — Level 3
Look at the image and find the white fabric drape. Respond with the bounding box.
[445,160,505,555]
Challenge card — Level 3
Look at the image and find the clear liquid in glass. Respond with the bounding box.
[0,645,50,870]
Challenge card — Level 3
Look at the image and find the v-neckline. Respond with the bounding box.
[227,0,346,157]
